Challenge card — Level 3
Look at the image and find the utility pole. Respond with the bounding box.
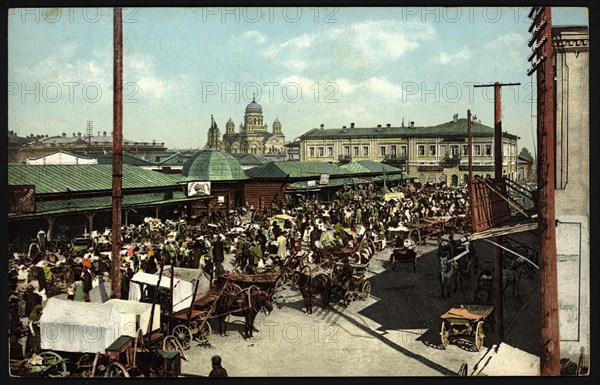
[111,7,123,299]
[473,81,520,341]
[528,6,560,375]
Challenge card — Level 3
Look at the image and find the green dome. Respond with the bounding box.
[182,149,248,181]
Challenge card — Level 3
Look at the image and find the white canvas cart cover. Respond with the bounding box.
[105,299,161,337]
[39,298,120,353]
[128,272,194,313]
[158,266,212,301]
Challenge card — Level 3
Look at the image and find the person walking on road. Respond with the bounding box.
[209,355,228,377]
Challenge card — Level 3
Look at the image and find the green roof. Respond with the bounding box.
[339,160,403,175]
[287,177,369,190]
[234,154,270,166]
[182,149,249,181]
[246,161,345,179]
[372,174,416,182]
[9,191,207,220]
[300,119,519,140]
[8,164,181,194]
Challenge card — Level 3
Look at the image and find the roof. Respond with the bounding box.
[245,96,262,113]
[246,161,346,179]
[300,119,519,140]
[84,152,152,166]
[8,163,181,194]
[156,151,197,166]
[234,154,270,166]
[182,149,249,181]
[340,160,403,175]
[287,177,369,190]
[372,174,416,182]
[27,150,95,161]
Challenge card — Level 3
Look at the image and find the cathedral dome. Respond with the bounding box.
[245,96,262,114]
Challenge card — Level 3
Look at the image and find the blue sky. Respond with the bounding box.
[8,7,588,153]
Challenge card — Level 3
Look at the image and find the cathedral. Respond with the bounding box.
[204,96,286,156]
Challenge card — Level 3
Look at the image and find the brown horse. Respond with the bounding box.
[215,286,273,339]
[291,265,331,315]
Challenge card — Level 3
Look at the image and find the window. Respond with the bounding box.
[362,146,369,157]
[428,175,436,184]
[318,147,324,157]
[390,145,397,157]
[462,144,468,156]
[308,147,315,157]
[474,144,481,156]
[379,146,386,157]
[439,145,446,156]
[343,145,350,156]
[326,146,333,157]
[440,174,447,183]
[450,145,459,156]
[400,145,407,155]
[418,145,425,156]
[429,145,436,156]
[485,144,492,156]
[353,146,359,157]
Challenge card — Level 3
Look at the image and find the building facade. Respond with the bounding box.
[299,115,519,185]
[552,25,589,364]
[221,96,286,156]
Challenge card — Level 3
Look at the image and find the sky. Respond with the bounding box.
[8,6,589,153]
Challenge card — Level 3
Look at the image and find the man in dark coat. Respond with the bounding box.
[209,355,228,377]
[212,235,225,264]
[82,266,93,302]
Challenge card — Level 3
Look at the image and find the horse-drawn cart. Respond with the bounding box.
[440,304,494,351]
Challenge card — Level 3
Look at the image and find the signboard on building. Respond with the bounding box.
[186,181,211,197]
[9,185,36,213]
[307,180,317,187]
[319,174,330,185]
[417,165,443,172]
[217,196,225,204]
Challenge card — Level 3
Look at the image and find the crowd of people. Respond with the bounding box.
[8,181,472,364]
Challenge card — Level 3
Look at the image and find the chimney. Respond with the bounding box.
[350,122,355,128]
[453,113,458,122]
[103,131,107,136]
[73,133,76,137]
[62,132,66,137]
[402,118,405,127]
[377,124,382,128]
[386,123,391,128]
[320,124,324,129]
[98,131,101,136]
[342,125,347,129]
[77,132,81,137]
[410,121,415,128]
[472,114,477,122]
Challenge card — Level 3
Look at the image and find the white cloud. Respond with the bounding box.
[263,20,435,72]
[240,30,267,45]
[438,46,472,64]
[483,33,527,69]
[364,77,404,98]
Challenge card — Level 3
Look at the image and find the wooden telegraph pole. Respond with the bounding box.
[473,81,520,340]
[528,6,560,375]
[111,7,123,298]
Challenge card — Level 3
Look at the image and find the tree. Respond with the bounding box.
[519,147,534,161]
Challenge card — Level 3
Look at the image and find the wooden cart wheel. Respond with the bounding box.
[224,283,243,296]
[172,324,193,350]
[343,292,353,307]
[360,280,371,301]
[104,362,130,378]
[39,351,68,378]
[440,322,449,349]
[163,335,187,360]
[475,321,485,351]
[197,321,212,343]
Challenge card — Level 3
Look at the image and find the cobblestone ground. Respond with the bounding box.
[181,233,540,377]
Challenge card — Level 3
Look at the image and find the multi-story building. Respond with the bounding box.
[298,115,519,185]
[552,25,589,365]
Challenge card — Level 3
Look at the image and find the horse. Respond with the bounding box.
[439,253,462,298]
[291,265,331,315]
[215,286,273,340]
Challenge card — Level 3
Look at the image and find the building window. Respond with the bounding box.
[379,146,386,157]
[440,174,447,183]
[318,147,324,157]
[418,145,425,156]
[428,175,436,184]
[326,146,333,157]
[429,145,436,156]
[462,144,468,156]
[343,145,350,156]
[353,146,359,157]
[450,145,459,156]
[485,144,492,156]
[439,145,446,156]
[474,144,481,156]
[390,145,397,157]
[362,146,369,157]
[308,147,315,158]
[400,145,407,155]
[419,173,425,184]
